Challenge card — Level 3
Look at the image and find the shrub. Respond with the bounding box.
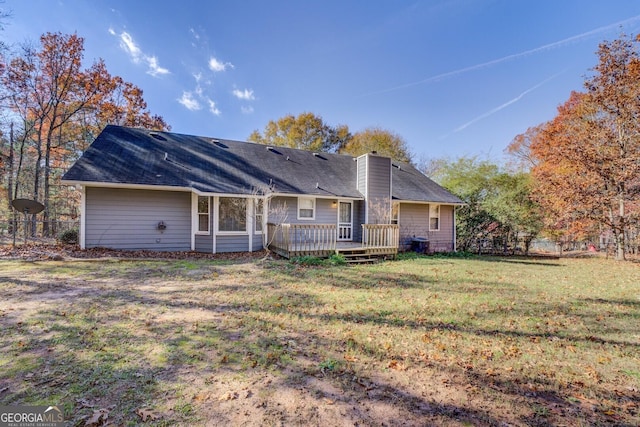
[326,253,347,266]
[58,228,79,245]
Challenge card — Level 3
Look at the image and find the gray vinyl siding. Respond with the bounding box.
[431,204,455,251]
[358,154,392,224]
[357,157,366,195]
[269,196,338,225]
[353,200,365,243]
[398,203,428,250]
[216,235,249,253]
[85,187,191,251]
[366,155,391,200]
[268,196,365,242]
[398,203,455,252]
[195,234,213,253]
[252,232,265,251]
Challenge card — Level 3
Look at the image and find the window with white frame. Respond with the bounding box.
[255,199,264,233]
[391,202,399,225]
[429,204,440,231]
[297,197,315,220]
[197,196,210,234]
[218,197,247,232]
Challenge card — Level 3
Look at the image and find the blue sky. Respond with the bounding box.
[4,0,640,162]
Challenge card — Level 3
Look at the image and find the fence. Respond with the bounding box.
[0,219,79,240]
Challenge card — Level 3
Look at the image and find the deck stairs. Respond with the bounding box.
[336,247,392,264]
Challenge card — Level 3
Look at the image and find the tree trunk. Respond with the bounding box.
[7,123,14,212]
[42,131,53,237]
[615,198,626,261]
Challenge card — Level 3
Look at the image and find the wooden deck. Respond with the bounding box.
[267,223,399,259]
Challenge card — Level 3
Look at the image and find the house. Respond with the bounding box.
[61,125,463,258]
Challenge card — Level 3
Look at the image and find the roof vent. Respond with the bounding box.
[313,152,319,157]
[392,163,401,170]
[164,152,168,161]
[149,132,167,141]
[211,138,220,143]
[266,146,274,151]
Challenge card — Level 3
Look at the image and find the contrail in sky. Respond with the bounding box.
[451,71,565,134]
[362,14,640,97]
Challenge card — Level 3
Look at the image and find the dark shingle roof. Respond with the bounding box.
[62,125,462,204]
[391,161,463,204]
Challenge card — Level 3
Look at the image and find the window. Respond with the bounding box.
[255,199,264,233]
[429,204,440,231]
[197,196,210,234]
[391,202,399,225]
[298,197,315,220]
[219,197,247,232]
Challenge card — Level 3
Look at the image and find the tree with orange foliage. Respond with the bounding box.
[513,34,640,260]
[1,32,168,235]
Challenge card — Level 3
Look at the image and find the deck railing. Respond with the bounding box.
[362,224,399,251]
[267,223,337,258]
[267,223,400,259]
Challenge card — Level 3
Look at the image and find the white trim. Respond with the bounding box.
[453,207,457,252]
[270,192,364,201]
[190,193,196,251]
[364,155,369,224]
[254,198,264,235]
[194,194,211,235]
[80,186,86,249]
[248,199,254,252]
[389,157,393,223]
[391,201,400,225]
[62,180,193,193]
[337,200,354,241]
[429,204,441,232]
[391,200,464,206]
[297,196,316,220]
[212,196,218,253]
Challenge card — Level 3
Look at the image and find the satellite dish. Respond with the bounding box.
[11,199,45,215]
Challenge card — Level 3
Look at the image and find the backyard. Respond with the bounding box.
[0,249,638,426]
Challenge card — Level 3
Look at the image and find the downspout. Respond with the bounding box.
[80,185,86,249]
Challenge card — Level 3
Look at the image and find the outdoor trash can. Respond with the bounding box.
[411,237,429,253]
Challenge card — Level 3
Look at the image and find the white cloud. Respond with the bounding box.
[232,88,255,101]
[241,106,254,114]
[178,92,201,111]
[147,56,170,77]
[119,31,142,63]
[208,99,221,116]
[112,30,170,77]
[208,56,234,72]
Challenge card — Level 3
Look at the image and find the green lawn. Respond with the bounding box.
[0,254,638,426]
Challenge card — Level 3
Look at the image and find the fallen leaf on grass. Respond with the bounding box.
[85,407,111,427]
[192,392,211,402]
[388,360,407,371]
[136,408,162,422]
[218,391,239,401]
